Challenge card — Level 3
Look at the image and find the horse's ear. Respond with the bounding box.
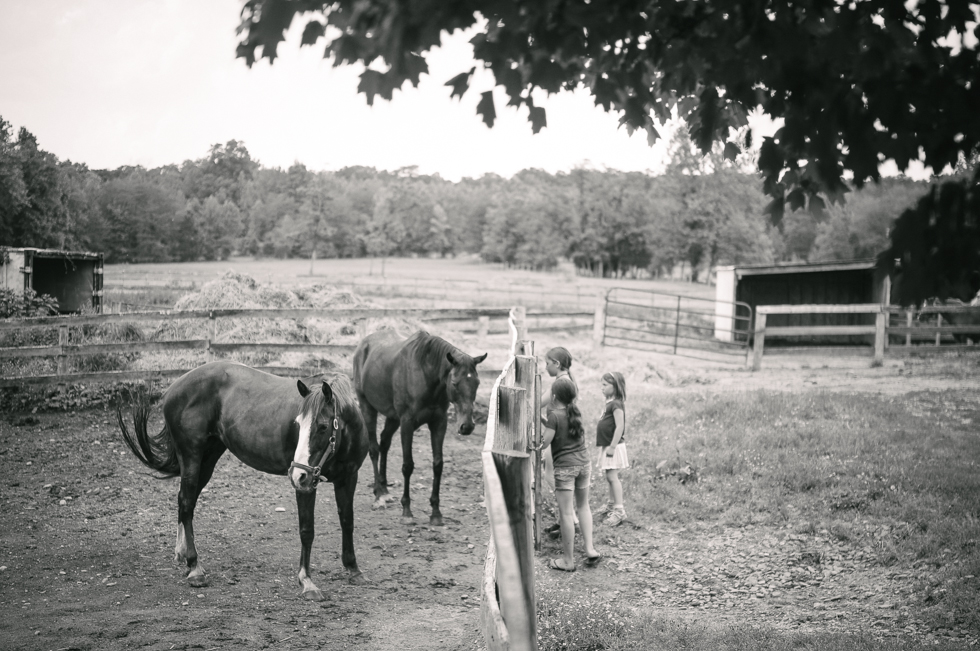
[473,353,488,365]
[447,352,457,366]
[320,381,333,404]
[297,380,311,397]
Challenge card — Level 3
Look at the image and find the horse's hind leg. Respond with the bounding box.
[175,439,226,588]
[294,489,324,600]
[374,416,400,507]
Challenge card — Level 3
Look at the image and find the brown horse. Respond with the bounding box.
[352,330,486,526]
[117,361,368,600]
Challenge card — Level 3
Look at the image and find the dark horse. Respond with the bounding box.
[352,330,486,526]
[117,361,368,599]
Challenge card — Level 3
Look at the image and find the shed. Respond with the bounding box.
[713,259,890,345]
[0,247,104,314]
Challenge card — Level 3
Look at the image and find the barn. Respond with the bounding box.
[713,259,891,345]
[0,247,104,314]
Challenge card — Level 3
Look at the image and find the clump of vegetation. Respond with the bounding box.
[0,287,58,318]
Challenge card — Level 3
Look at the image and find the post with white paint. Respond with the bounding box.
[750,312,767,371]
[873,309,886,367]
[593,289,607,349]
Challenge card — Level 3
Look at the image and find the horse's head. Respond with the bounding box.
[290,377,361,492]
[446,351,487,436]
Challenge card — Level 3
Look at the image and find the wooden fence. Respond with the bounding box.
[750,304,980,370]
[479,323,540,651]
[0,307,589,388]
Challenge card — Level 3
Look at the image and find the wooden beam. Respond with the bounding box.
[757,304,882,315]
[765,325,877,337]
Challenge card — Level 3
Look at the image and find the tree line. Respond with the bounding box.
[1,115,928,279]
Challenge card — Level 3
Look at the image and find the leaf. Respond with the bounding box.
[300,20,325,46]
[357,70,384,106]
[723,142,740,162]
[476,91,496,128]
[445,68,475,100]
[528,105,547,134]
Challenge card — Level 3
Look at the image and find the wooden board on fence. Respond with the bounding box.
[492,448,535,647]
[494,387,528,453]
[481,537,511,651]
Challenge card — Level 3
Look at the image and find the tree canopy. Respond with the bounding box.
[236,0,980,304]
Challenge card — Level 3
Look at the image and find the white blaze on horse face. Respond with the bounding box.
[291,412,313,486]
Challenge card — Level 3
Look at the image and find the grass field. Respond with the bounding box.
[535,383,980,650]
[102,255,715,311]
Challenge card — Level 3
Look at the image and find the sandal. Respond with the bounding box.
[549,558,576,572]
[604,509,627,527]
[584,553,602,567]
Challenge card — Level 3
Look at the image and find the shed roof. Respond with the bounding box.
[715,259,877,278]
[2,247,102,261]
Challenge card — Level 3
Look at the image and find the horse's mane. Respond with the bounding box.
[407,330,467,376]
[300,373,364,430]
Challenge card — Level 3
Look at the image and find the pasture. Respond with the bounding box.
[1,258,979,650]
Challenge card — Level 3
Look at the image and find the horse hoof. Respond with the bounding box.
[348,572,369,586]
[187,574,209,588]
[301,588,325,601]
[429,516,444,527]
[401,515,416,525]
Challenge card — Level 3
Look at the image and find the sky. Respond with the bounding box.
[0,0,697,181]
[0,0,936,183]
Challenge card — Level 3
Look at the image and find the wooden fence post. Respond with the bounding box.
[906,308,913,347]
[750,313,767,371]
[593,289,607,349]
[206,311,216,363]
[533,373,542,551]
[57,324,69,376]
[873,309,885,367]
[936,314,942,346]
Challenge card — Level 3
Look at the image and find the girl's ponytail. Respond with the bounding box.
[551,378,584,441]
[566,401,585,441]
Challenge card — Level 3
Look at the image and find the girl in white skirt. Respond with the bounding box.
[595,371,629,526]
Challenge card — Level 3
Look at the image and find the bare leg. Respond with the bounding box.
[556,490,576,568]
[334,469,366,584]
[575,485,598,558]
[295,489,323,600]
[428,414,447,527]
[606,469,624,509]
[399,416,417,523]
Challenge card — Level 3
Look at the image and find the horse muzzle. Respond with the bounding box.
[458,422,475,436]
[289,464,321,492]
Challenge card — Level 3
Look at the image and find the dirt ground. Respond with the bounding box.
[2,347,979,651]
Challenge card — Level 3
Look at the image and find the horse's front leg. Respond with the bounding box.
[334,469,367,585]
[399,417,417,524]
[294,489,324,600]
[428,414,448,527]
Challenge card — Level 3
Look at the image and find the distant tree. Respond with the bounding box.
[183,140,258,208]
[97,172,182,262]
[0,122,67,247]
[238,0,980,296]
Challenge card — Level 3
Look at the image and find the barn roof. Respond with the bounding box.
[715,259,877,278]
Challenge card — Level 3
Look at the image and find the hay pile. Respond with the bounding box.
[173,271,374,311]
[159,271,429,371]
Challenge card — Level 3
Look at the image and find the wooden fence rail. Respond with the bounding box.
[0,307,583,388]
[750,304,980,370]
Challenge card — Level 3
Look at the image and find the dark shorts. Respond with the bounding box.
[554,463,591,491]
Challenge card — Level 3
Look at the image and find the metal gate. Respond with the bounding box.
[599,288,752,363]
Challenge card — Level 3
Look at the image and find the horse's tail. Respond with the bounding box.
[117,394,180,479]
